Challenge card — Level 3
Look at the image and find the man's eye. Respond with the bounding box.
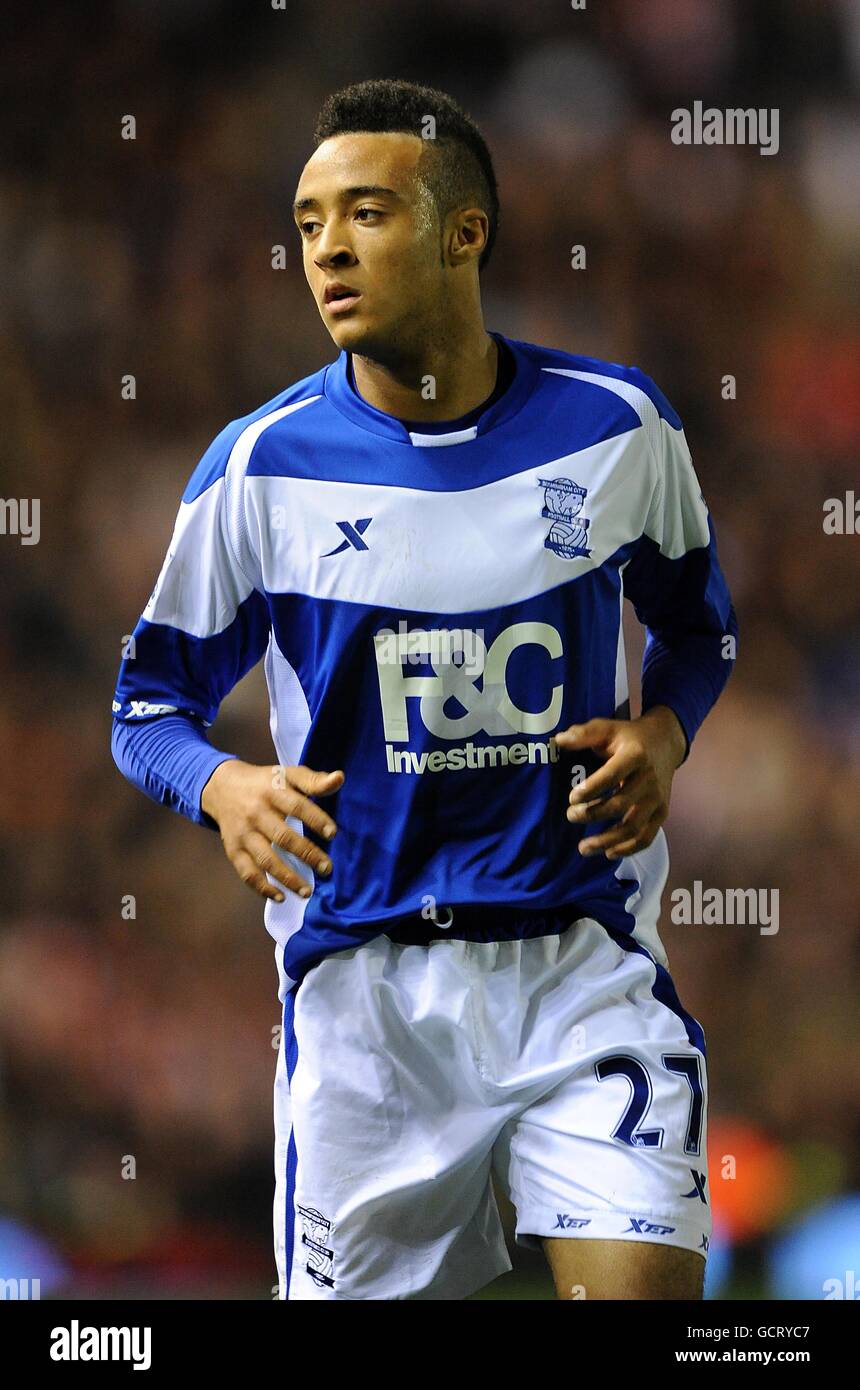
[299,221,320,236]
[355,207,381,222]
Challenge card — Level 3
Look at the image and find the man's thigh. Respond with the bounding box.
[542,1236,705,1300]
[491,920,712,1293]
[275,935,513,1301]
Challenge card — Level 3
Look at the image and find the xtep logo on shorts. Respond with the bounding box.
[623,1217,677,1236]
[682,1169,709,1204]
[374,622,564,774]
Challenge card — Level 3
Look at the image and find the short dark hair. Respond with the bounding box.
[312,79,500,273]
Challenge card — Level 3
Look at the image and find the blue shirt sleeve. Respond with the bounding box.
[622,390,738,761]
[110,423,271,825]
[111,714,236,829]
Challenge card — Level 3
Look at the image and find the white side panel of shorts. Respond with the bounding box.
[273,987,294,1301]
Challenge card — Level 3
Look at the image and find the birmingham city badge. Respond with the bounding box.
[538,476,592,559]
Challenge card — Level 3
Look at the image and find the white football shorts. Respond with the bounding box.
[273,913,711,1300]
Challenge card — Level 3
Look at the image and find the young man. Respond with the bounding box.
[111,79,737,1301]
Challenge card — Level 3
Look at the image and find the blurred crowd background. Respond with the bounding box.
[1,0,858,1300]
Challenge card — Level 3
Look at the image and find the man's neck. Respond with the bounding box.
[351,328,500,424]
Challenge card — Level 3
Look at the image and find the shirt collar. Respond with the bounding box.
[322,330,541,447]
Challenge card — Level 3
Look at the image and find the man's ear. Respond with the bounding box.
[447,208,489,267]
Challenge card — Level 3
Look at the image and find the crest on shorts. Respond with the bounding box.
[297,1204,335,1288]
[539,476,591,559]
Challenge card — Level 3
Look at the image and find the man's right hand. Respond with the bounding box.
[200,760,344,903]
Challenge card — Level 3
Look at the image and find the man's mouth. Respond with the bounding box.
[323,282,362,314]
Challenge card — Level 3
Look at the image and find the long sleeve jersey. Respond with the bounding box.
[111,331,737,996]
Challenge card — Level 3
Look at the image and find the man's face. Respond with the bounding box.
[293,132,444,359]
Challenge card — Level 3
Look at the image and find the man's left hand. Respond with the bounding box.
[554,707,687,860]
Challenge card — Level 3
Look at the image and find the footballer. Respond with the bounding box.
[111,79,737,1301]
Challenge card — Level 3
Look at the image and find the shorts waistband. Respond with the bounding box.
[382,902,586,946]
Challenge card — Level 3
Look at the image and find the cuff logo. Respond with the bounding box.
[126,701,179,718]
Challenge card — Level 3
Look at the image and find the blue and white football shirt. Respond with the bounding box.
[112,331,737,994]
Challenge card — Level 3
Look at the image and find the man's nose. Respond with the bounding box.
[313,223,355,269]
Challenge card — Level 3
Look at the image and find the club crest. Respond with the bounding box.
[538,476,592,558]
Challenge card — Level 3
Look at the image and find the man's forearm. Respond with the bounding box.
[636,705,688,770]
[111,713,237,829]
[640,603,738,761]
